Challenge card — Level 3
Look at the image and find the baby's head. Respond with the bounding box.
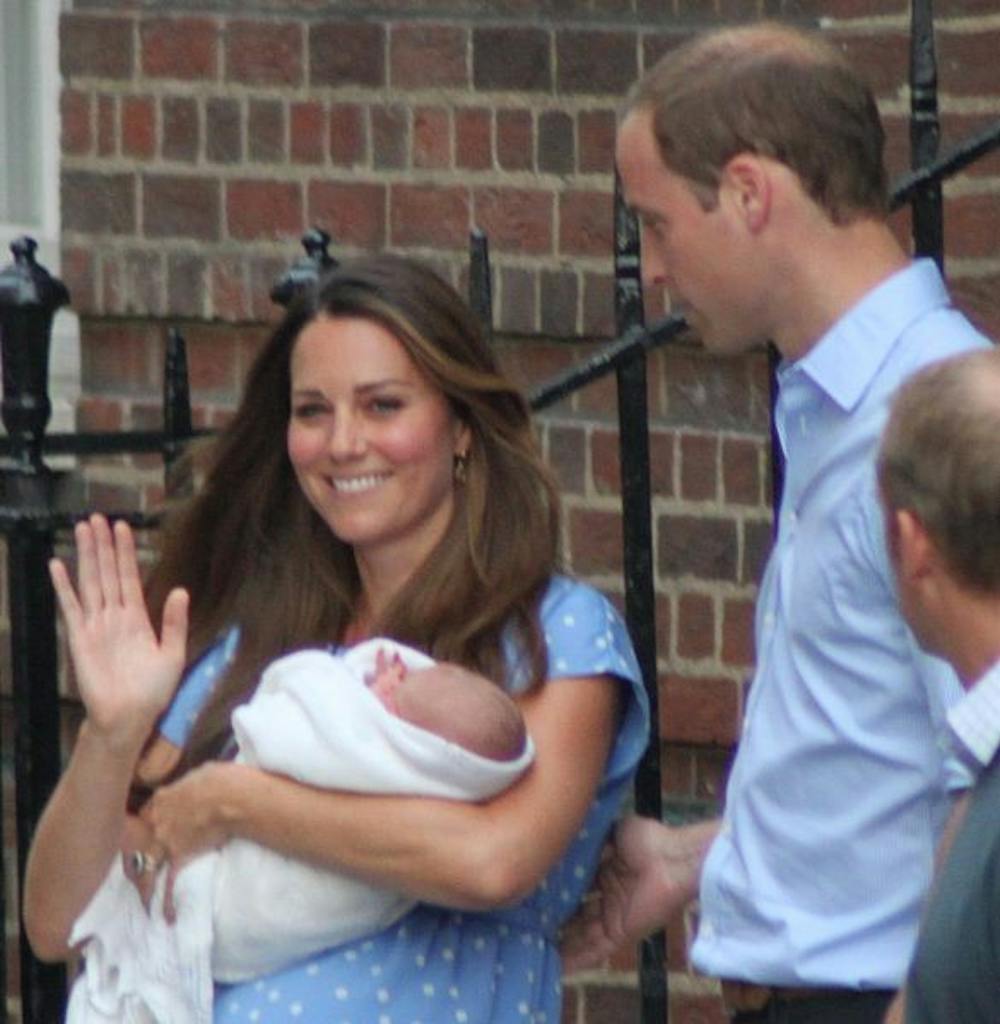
[369,654,526,762]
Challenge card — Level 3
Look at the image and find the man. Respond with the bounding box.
[561,20,992,1024]
[877,349,1000,1024]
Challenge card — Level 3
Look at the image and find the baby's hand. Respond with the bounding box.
[367,648,407,713]
[370,648,406,686]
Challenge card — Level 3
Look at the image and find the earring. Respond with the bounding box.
[453,450,468,483]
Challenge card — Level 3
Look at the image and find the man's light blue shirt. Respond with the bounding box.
[691,260,993,988]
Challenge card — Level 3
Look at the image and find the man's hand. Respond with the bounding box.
[883,989,905,1023]
[560,815,719,973]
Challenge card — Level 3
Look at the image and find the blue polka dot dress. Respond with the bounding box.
[159,575,650,1023]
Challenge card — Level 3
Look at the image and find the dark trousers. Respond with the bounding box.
[731,989,895,1024]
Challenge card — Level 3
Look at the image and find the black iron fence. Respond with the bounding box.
[2,2,1000,1021]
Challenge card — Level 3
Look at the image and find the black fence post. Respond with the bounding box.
[766,343,784,529]
[0,237,70,1023]
[612,176,668,1023]
[163,328,194,500]
[910,0,944,268]
[468,229,493,341]
[5,530,65,1023]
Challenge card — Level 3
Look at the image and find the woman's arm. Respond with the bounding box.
[25,727,144,960]
[144,672,620,909]
[23,516,188,960]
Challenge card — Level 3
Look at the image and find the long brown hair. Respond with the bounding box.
[147,254,560,771]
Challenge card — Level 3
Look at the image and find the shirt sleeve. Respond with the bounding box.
[158,628,240,747]
[854,478,972,792]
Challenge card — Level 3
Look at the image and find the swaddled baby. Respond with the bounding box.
[66,639,534,1023]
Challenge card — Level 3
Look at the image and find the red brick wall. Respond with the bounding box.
[1,0,997,1020]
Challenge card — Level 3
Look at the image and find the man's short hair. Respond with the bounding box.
[878,347,1000,593]
[624,22,888,223]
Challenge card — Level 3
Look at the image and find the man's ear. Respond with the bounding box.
[720,154,772,233]
[894,508,936,584]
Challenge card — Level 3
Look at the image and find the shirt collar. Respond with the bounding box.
[948,658,1000,769]
[781,259,951,412]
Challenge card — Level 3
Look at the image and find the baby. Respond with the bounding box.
[66,639,534,1024]
[366,647,527,761]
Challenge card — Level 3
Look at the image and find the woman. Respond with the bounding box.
[24,255,649,1022]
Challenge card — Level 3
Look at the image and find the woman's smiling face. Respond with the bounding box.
[287,314,469,574]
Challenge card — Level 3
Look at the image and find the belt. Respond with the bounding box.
[719,980,855,1015]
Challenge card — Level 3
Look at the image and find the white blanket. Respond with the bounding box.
[67,638,534,1023]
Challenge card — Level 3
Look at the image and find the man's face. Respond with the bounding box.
[615,108,765,353]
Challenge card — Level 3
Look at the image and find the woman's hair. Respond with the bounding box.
[146,254,560,771]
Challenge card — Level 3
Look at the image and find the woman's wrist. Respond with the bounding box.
[208,761,260,841]
[77,717,150,766]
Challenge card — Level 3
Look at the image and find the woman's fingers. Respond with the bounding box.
[48,558,83,631]
[91,514,124,610]
[61,516,147,621]
[162,863,181,925]
[73,518,102,614]
[159,588,190,680]
[113,520,144,609]
[123,843,170,911]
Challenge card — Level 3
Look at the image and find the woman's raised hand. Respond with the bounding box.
[49,514,189,753]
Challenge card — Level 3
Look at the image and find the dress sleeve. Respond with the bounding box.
[538,576,650,791]
[158,628,240,747]
[539,576,642,684]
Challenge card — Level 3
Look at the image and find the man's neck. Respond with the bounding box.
[938,588,1000,690]
[770,217,910,361]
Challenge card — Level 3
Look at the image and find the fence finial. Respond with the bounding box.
[270,227,338,308]
[0,237,70,472]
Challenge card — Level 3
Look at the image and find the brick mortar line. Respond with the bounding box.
[564,493,772,519]
[946,258,1000,275]
[667,659,752,683]
[565,485,772,514]
[65,80,634,113]
[823,12,1000,32]
[656,579,760,600]
[933,13,1000,32]
[58,230,620,267]
[66,5,757,33]
[68,463,168,483]
[63,245,617,281]
[879,96,1000,116]
[81,4,1000,38]
[543,415,768,443]
[942,177,1000,197]
[60,156,620,192]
